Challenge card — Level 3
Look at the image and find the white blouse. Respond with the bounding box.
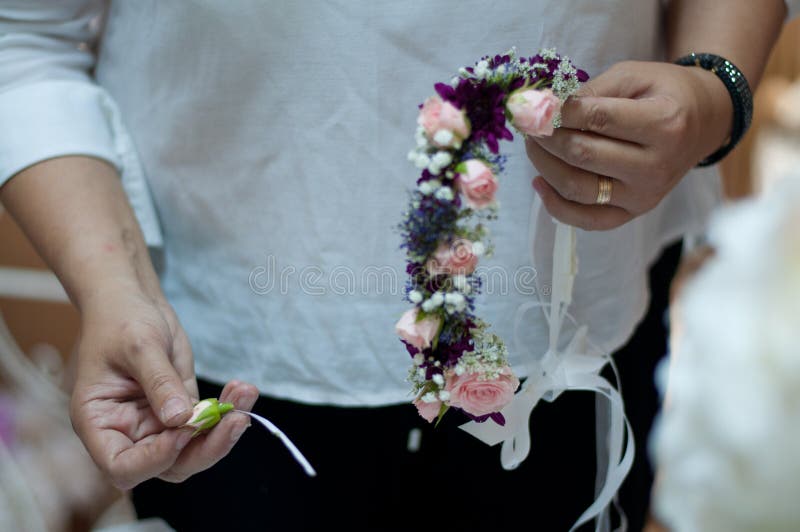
[0,1,796,405]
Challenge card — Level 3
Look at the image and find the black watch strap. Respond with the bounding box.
[675,53,753,167]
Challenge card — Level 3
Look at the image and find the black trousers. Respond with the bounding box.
[133,242,681,532]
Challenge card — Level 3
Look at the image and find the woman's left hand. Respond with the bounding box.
[527,60,732,230]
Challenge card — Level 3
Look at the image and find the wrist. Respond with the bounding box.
[70,233,164,313]
[685,66,734,158]
[77,275,165,316]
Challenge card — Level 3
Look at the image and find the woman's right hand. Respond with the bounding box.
[69,287,259,490]
[2,156,259,489]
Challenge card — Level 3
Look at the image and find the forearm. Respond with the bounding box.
[0,156,162,310]
[667,0,786,89]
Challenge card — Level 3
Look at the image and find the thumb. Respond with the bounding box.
[126,347,193,426]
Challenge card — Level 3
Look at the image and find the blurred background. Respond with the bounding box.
[1,19,799,532]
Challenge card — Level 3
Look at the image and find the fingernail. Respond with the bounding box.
[231,422,250,443]
[532,177,544,195]
[161,397,189,423]
[176,430,193,450]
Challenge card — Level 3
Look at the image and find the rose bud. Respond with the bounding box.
[455,159,498,209]
[418,95,471,148]
[413,393,443,423]
[395,307,442,350]
[184,398,235,436]
[506,88,562,137]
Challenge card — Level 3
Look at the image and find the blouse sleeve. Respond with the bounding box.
[0,0,163,246]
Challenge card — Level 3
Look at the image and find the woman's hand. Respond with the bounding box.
[1,157,260,489]
[527,60,732,230]
[70,287,259,490]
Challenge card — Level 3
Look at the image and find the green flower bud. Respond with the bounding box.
[184,398,234,436]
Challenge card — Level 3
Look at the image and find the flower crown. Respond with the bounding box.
[395,48,588,425]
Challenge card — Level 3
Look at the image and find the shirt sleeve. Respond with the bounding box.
[0,0,163,246]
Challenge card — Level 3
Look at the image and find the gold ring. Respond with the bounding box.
[596,176,613,205]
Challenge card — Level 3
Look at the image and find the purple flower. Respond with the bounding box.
[436,79,513,154]
[402,339,421,358]
[437,333,475,367]
[462,410,506,426]
[406,262,423,276]
[399,191,459,260]
[486,54,512,68]
[416,169,436,185]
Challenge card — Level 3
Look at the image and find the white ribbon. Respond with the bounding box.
[236,410,317,477]
[460,222,634,532]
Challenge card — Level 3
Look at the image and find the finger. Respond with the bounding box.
[83,426,193,490]
[158,380,258,483]
[576,61,650,100]
[559,96,665,144]
[532,177,632,231]
[535,129,647,183]
[124,346,193,427]
[171,328,199,401]
[158,411,251,483]
[526,139,630,207]
[219,380,260,412]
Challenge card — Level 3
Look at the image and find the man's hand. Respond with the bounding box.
[527,60,732,230]
[70,288,259,489]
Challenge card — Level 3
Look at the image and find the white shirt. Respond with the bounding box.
[1,1,796,406]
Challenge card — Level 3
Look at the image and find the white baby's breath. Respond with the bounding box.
[444,292,465,307]
[431,151,453,168]
[434,187,454,201]
[414,153,430,169]
[415,126,429,148]
[421,392,438,404]
[474,60,490,79]
[433,129,454,147]
[540,48,557,60]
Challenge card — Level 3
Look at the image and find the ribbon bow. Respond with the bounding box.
[460,222,634,532]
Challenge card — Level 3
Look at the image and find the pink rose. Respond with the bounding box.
[456,159,498,210]
[506,88,562,137]
[445,367,519,417]
[426,239,478,276]
[418,95,471,148]
[395,308,441,350]
[413,396,442,423]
